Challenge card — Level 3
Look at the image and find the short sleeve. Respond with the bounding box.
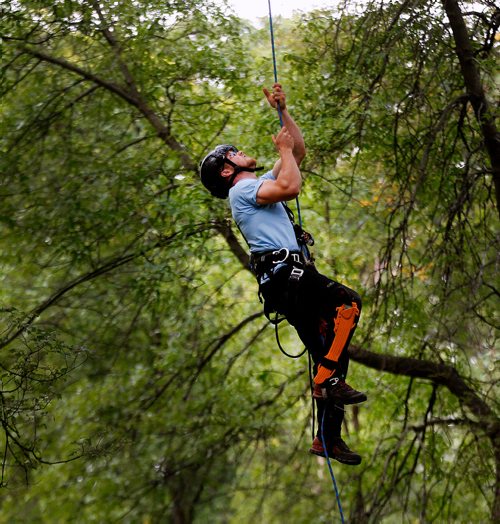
[229,171,275,210]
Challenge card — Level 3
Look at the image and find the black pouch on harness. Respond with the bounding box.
[258,262,304,322]
[258,277,282,322]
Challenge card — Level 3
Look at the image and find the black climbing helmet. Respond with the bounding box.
[199,144,239,199]
[200,144,263,199]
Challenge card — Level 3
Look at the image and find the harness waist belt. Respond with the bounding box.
[250,248,303,274]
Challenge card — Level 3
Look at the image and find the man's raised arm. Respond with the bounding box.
[263,83,306,169]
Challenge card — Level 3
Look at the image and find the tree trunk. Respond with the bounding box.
[442,0,500,218]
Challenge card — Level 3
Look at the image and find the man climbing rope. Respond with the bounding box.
[200,84,366,465]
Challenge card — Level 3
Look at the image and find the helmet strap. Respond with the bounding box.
[224,158,264,187]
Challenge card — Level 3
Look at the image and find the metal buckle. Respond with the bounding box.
[291,253,301,263]
[272,248,289,264]
[289,267,304,281]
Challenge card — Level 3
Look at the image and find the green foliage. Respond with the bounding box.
[0,0,498,522]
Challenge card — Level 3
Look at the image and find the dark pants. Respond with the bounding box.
[259,263,362,439]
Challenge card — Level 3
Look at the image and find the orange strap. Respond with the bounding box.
[314,302,360,384]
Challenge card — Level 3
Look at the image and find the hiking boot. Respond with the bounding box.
[313,378,367,404]
[309,436,362,466]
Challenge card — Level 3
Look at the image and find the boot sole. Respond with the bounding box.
[309,448,362,466]
[312,393,368,404]
[343,394,367,405]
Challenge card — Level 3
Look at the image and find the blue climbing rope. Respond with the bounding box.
[267,2,344,520]
[320,410,346,524]
[266,0,302,227]
[267,0,284,127]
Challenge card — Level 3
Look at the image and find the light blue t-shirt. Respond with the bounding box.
[228,171,300,253]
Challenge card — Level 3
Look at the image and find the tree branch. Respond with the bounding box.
[349,345,498,435]
[20,45,138,105]
[214,219,251,270]
[442,0,500,217]
[0,223,216,350]
[19,45,197,171]
[182,312,265,401]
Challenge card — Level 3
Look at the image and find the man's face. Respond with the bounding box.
[225,149,257,170]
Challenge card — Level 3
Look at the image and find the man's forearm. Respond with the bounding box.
[280,108,306,162]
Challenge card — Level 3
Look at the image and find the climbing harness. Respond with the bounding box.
[250,248,305,309]
[249,246,307,359]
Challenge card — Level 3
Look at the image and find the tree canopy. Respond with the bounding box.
[1,0,498,522]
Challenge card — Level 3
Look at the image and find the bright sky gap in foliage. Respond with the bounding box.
[226,0,345,25]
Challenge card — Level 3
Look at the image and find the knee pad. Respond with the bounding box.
[314,302,360,384]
